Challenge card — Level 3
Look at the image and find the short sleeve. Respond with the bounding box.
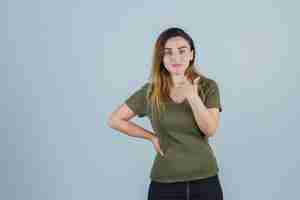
[204,80,223,112]
[125,83,149,118]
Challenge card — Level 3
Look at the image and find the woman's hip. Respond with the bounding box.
[148,174,223,200]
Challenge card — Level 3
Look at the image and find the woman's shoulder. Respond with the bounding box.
[198,74,219,89]
[140,82,151,89]
[135,82,152,97]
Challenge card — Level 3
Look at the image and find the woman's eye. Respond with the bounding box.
[179,50,185,54]
[164,51,172,56]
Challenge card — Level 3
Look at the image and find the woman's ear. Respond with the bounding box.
[190,50,194,61]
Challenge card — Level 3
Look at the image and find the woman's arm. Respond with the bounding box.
[107,103,155,141]
[187,96,220,137]
[107,103,165,156]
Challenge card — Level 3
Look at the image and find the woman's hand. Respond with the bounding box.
[184,76,201,100]
[174,76,201,100]
[150,135,164,157]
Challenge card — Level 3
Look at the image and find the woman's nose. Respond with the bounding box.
[170,52,181,62]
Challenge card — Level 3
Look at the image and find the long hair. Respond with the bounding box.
[146,27,204,118]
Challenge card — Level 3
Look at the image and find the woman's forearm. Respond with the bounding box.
[108,118,155,141]
[187,95,217,137]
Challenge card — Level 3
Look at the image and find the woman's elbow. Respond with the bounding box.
[107,103,135,128]
[107,112,118,128]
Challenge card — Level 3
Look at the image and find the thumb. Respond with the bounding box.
[158,146,164,156]
[193,77,200,90]
[193,76,201,85]
[160,150,164,156]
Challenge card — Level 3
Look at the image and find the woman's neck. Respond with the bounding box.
[171,74,188,87]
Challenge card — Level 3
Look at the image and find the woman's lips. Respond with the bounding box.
[172,64,182,68]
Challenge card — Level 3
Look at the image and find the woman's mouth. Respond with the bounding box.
[172,64,182,68]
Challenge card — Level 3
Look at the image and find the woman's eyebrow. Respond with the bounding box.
[164,46,189,50]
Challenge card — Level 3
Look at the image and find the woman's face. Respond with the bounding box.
[162,36,194,76]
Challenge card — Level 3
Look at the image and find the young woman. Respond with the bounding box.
[108,27,224,200]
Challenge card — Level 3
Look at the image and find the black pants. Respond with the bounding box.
[147,175,223,200]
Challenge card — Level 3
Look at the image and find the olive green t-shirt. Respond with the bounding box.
[124,76,223,183]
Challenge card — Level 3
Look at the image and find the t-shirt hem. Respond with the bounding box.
[149,171,219,183]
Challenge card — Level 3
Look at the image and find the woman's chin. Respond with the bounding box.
[171,71,184,76]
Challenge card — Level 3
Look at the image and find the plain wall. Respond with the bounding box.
[1,0,300,199]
